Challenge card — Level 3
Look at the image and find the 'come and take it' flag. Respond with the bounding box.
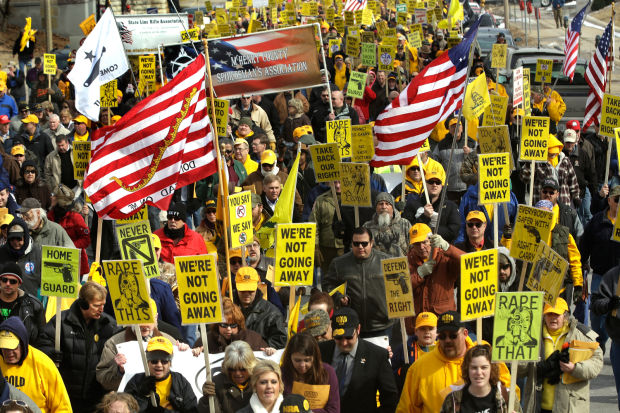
[463,73,491,121]
[68,8,129,121]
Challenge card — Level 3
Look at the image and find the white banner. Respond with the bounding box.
[115,14,190,55]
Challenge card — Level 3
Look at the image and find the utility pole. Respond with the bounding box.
[45,0,52,51]
[504,0,510,29]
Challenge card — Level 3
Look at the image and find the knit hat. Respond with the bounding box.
[239,116,253,127]
[0,262,23,284]
[167,203,187,222]
[375,192,395,208]
[54,184,74,207]
[251,193,262,208]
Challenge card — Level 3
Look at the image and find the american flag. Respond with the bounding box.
[117,21,133,45]
[371,18,481,166]
[84,54,217,219]
[344,0,367,12]
[562,2,589,82]
[583,18,612,130]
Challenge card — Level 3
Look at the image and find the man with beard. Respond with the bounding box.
[0,219,42,297]
[363,192,411,257]
[18,198,74,248]
[153,203,208,264]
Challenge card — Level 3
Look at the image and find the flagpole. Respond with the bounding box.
[203,39,234,307]
[107,7,144,100]
[169,0,200,56]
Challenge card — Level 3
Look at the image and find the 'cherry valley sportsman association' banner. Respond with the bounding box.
[207,25,322,98]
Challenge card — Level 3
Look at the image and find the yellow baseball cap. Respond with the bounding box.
[146,336,173,355]
[425,170,444,185]
[415,312,438,329]
[466,210,487,223]
[293,125,313,139]
[543,297,569,315]
[74,115,89,124]
[21,114,39,124]
[0,331,19,350]
[151,234,161,250]
[11,145,25,156]
[261,150,277,165]
[0,211,12,227]
[235,266,260,291]
[111,115,121,124]
[409,223,432,244]
[234,138,248,147]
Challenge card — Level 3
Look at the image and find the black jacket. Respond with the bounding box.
[17,128,53,167]
[36,300,120,411]
[0,290,44,346]
[591,266,620,341]
[566,144,597,198]
[318,339,398,413]
[198,371,252,413]
[402,194,461,243]
[126,371,198,413]
[580,207,620,275]
[235,290,287,349]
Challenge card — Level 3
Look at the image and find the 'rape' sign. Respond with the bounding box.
[41,246,80,298]
[460,249,497,321]
[520,116,549,161]
[310,143,341,182]
[492,292,544,361]
[275,223,316,286]
[478,153,510,204]
[104,260,155,325]
[326,119,352,158]
[510,205,553,262]
[175,255,223,324]
[382,257,414,318]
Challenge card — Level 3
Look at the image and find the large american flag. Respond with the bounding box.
[371,17,481,166]
[344,0,367,12]
[562,2,589,82]
[84,54,217,219]
[583,18,612,130]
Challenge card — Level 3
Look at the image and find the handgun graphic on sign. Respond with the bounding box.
[121,235,155,266]
[386,272,409,294]
[44,262,74,283]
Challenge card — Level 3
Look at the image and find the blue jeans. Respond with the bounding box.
[610,341,620,409]
[590,273,608,351]
[578,187,592,228]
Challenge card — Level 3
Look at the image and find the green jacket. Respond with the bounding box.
[195,159,247,202]
[309,191,343,249]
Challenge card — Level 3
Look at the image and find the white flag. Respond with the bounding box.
[68,8,129,122]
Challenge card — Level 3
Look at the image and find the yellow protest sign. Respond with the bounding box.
[100,80,118,108]
[419,138,430,153]
[510,205,554,262]
[407,31,422,48]
[526,241,569,306]
[248,19,261,33]
[181,27,200,42]
[535,58,553,83]
[409,23,422,39]
[600,93,620,138]
[79,14,96,36]
[351,124,374,162]
[175,255,223,324]
[491,44,508,69]
[616,128,620,177]
[382,257,414,318]
[523,68,531,115]
[482,94,508,126]
[207,98,229,137]
[205,1,213,11]
[520,116,549,161]
[340,162,371,207]
[362,8,374,25]
[398,12,409,25]
[275,223,316,286]
[346,71,367,99]
[328,38,341,57]
[194,11,204,26]
[334,17,345,33]
[309,143,341,182]
[43,53,56,75]
[117,205,148,225]
[73,141,91,180]
[460,249,497,321]
[361,43,376,67]
[103,260,155,325]
[41,246,80,298]
[477,125,513,170]
[346,35,361,57]
[344,10,355,26]
[139,56,156,83]
[228,191,253,249]
[301,2,318,15]
[215,9,228,24]
[463,73,490,121]
[613,204,620,242]
[492,292,544,361]
[425,10,435,26]
[116,220,160,278]
[377,45,395,71]
[325,8,335,21]
[326,119,352,158]
[354,9,364,24]
[478,153,510,204]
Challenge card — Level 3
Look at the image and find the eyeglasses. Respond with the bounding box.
[0,277,18,285]
[426,179,442,186]
[352,241,369,247]
[148,359,170,365]
[542,189,556,195]
[24,169,36,174]
[219,323,238,329]
[438,332,459,340]
[467,222,484,228]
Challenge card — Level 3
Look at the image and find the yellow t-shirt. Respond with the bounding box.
[74,131,89,142]
[243,156,258,176]
[155,374,173,409]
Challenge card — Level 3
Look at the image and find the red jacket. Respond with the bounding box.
[405,244,465,334]
[47,210,90,275]
[154,224,208,263]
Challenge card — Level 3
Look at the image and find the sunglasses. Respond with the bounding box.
[225,150,233,154]
[206,209,217,214]
[409,166,420,171]
[0,277,18,285]
[467,222,484,228]
[427,179,442,186]
[230,258,243,265]
[14,154,24,157]
[148,359,170,365]
[1,400,27,407]
[500,264,511,270]
[167,215,182,221]
[542,189,556,195]
[219,323,238,329]
[334,335,354,341]
[352,241,369,247]
[438,332,459,340]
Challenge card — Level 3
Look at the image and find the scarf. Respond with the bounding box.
[261,165,279,177]
[52,205,68,221]
[248,393,283,413]
[164,225,185,241]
